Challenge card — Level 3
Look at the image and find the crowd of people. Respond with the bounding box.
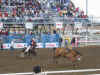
[0,0,88,50]
[0,0,44,18]
[51,1,88,19]
[0,0,88,20]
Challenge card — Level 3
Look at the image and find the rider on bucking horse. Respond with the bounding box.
[31,38,37,49]
[24,38,37,55]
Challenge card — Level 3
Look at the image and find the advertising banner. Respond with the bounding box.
[25,22,33,29]
[45,42,59,48]
[13,43,27,48]
[36,43,44,48]
[55,22,63,29]
[3,43,11,49]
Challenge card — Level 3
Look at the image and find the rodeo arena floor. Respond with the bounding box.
[0,0,100,74]
[0,46,100,75]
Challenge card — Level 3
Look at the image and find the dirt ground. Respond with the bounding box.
[0,46,100,75]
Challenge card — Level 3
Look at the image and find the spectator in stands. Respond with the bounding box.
[4,12,8,17]
[53,30,56,34]
[57,7,60,12]
[0,0,1,4]
[59,10,63,16]
[63,7,67,16]
[5,29,9,36]
[0,12,2,18]
[12,8,17,17]
[0,0,88,28]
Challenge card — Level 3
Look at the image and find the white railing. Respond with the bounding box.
[0,69,100,75]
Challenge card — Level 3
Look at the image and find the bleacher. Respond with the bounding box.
[0,0,89,23]
[0,0,90,49]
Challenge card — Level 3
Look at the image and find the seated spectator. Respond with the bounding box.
[57,7,61,12]
[0,0,88,23]
[0,12,2,18]
[4,12,8,17]
[59,10,63,16]
[63,7,67,16]
[0,0,1,4]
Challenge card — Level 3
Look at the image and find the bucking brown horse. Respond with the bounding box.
[54,48,82,65]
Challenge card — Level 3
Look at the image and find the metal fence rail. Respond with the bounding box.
[0,69,100,75]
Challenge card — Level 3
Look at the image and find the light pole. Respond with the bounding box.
[86,0,88,15]
[86,0,88,46]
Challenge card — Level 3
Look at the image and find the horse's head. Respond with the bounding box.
[70,50,82,62]
[76,55,82,61]
[74,50,82,61]
[67,50,82,62]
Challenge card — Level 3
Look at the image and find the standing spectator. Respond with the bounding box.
[0,37,3,50]
[10,39,15,51]
[59,37,63,48]
[71,37,76,49]
[65,36,71,48]
[64,36,71,51]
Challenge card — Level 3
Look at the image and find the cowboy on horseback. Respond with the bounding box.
[24,38,37,56]
[30,38,37,50]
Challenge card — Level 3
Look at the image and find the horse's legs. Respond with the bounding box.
[31,48,37,56]
[27,49,31,56]
[33,48,37,56]
[53,55,60,64]
[22,49,27,56]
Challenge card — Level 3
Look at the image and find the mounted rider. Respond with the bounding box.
[24,38,37,53]
[30,38,37,49]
